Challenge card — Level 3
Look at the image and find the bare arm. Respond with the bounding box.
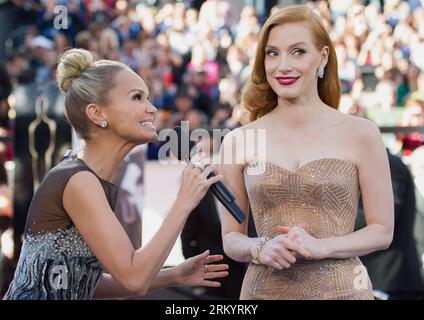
[64,161,222,296]
[94,252,228,299]
[93,268,180,299]
[219,129,258,262]
[322,120,394,257]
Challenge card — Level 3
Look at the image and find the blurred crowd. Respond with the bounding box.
[2,0,423,154]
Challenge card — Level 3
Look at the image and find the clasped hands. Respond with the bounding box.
[257,224,327,270]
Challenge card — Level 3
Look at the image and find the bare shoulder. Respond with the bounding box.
[343,115,381,140]
[221,119,266,169]
[233,115,267,132]
[67,170,102,188]
[342,116,387,169]
[221,115,266,146]
[63,170,112,223]
[64,170,105,201]
[221,126,243,150]
[323,107,378,133]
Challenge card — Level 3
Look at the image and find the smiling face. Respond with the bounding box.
[98,69,158,144]
[264,21,329,104]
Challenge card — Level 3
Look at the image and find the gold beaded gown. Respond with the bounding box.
[240,158,374,300]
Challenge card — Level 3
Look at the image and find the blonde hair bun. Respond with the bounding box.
[57,48,95,93]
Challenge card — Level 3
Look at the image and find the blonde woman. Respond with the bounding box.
[219,5,394,300]
[4,49,227,300]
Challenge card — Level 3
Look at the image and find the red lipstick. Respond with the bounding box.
[275,76,300,86]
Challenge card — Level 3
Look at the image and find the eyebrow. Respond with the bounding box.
[128,88,150,96]
[265,42,307,50]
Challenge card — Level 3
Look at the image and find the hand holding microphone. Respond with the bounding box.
[169,126,246,224]
[176,153,223,212]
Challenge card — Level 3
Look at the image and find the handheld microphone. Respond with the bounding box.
[165,126,246,224]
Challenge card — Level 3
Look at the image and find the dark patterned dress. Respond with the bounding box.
[4,152,118,300]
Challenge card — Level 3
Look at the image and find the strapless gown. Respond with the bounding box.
[240,158,374,300]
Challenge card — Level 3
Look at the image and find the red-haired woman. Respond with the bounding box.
[219,5,394,300]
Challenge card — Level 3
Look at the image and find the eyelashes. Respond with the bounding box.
[265,48,306,57]
[133,94,142,100]
[133,94,152,102]
[293,49,306,56]
[265,49,278,57]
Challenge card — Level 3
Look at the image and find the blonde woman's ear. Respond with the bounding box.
[85,103,107,127]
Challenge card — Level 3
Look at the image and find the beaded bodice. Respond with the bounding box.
[240,158,374,300]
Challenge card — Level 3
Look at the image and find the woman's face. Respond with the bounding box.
[264,21,328,104]
[101,69,158,144]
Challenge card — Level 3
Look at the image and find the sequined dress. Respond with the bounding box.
[4,154,118,300]
[240,158,374,300]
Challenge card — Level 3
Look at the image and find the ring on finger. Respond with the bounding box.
[193,160,206,171]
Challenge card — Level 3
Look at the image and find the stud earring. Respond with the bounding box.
[100,121,108,128]
[318,65,325,79]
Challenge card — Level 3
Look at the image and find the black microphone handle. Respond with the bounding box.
[207,173,246,224]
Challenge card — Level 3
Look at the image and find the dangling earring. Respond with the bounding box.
[318,65,325,79]
[100,121,108,128]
